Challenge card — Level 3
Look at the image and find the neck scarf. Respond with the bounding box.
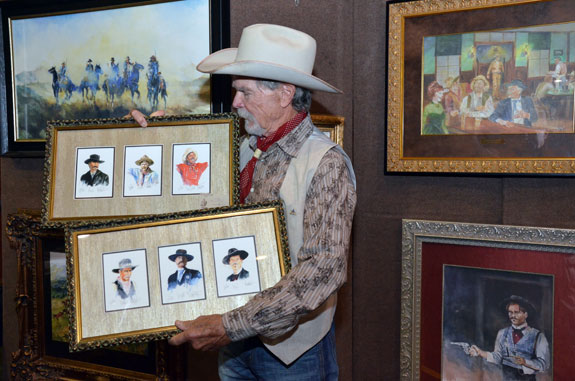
[239,112,307,203]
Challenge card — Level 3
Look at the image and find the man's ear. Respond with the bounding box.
[278,83,296,108]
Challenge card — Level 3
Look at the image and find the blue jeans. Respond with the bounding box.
[218,323,338,380]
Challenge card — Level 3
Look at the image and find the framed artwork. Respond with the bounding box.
[400,219,575,380]
[42,113,239,222]
[5,210,177,380]
[66,201,290,351]
[311,114,345,148]
[386,0,575,174]
[0,0,231,156]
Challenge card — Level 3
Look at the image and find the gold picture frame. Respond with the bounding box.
[42,113,239,223]
[6,210,176,380]
[66,201,290,351]
[311,114,345,148]
[385,0,575,174]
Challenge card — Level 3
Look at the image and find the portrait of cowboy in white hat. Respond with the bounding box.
[131,23,356,379]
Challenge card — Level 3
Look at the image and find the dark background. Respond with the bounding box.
[3,0,575,379]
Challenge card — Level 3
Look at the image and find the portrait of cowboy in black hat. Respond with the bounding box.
[167,249,202,290]
[469,295,550,380]
[80,153,109,187]
[222,248,250,282]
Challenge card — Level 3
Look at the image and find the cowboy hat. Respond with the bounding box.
[182,148,198,163]
[168,249,194,262]
[196,24,341,93]
[112,258,137,273]
[135,155,154,166]
[84,154,104,164]
[501,295,536,315]
[222,248,249,265]
[504,79,527,91]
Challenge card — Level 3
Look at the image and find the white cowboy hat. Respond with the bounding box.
[196,24,341,93]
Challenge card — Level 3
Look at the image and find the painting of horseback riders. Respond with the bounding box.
[10,0,210,141]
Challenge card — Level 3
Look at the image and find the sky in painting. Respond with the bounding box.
[10,0,210,80]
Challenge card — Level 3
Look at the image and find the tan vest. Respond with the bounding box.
[240,125,355,364]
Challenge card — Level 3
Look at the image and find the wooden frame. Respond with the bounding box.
[386,0,575,174]
[0,0,231,156]
[311,114,345,148]
[6,210,182,380]
[67,201,289,351]
[399,219,575,380]
[42,113,239,223]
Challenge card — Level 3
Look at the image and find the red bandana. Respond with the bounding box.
[239,112,307,203]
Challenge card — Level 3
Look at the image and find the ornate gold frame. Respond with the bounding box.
[311,114,345,148]
[384,0,575,174]
[6,210,176,380]
[66,201,289,351]
[42,113,239,223]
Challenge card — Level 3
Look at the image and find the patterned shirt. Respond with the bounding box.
[222,117,357,341]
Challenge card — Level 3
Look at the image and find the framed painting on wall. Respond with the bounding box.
[0,0,231,155]
[386,0,575,175]
[400,219,575,380]
[6,211,182,380]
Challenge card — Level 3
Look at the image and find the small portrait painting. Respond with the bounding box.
[158,243,206,305]
[102,249,150,312]
[74,147,114,199]
[172,143,210,195]
[213,236,261,298]
[123,145,163,197]
[442,265,553,380]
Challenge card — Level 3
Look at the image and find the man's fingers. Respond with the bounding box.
[169,330,187,346]
[130,109,148,127]
[150,110,165,117]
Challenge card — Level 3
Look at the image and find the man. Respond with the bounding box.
[459,75,494,119]
[222,248,249,282]
[128,154,159,187]
[551,57,567,90]
[489,79,538,127]
[176,148,208,186]
[80,154,109,186]
[132,23,356,379]
[112,258,137,300]
[470,295,550,380]
[487,55,504,99]
[167,249,202,290]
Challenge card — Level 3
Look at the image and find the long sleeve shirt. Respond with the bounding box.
[222,118,356,341]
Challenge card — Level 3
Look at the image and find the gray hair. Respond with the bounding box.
[256,80,312,112]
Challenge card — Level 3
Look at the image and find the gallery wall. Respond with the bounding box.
[3,0,575,380]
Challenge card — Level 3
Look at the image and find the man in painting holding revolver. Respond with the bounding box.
[131,24,356,379]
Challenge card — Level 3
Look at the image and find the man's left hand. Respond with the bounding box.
[512,356,526,366]
[169,314,231,351]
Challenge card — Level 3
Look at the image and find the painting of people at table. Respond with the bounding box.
[421,21,575,135]
[172,143,210,195]
[123,145,162,197]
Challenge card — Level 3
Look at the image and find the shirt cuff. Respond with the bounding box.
[222,307,258,342]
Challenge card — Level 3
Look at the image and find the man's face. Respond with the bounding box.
[507,85,522,99]
[186,152,197,164]
[175,256,187,269]
[507,303,528,326]
[88,161,99,172]
[232,79,284,137]
[140,161,149,171]
[473,80,485,94]
[119,268,132,282]
[228,255,244,274]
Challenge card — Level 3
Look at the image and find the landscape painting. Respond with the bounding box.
[10,0,211,141]
[422,22,575,136]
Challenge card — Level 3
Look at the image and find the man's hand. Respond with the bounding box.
[169,314,231,351]
[125,109,166,128]
[469,345,487,359]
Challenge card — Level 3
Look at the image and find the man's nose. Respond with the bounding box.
[232,93,243,109]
